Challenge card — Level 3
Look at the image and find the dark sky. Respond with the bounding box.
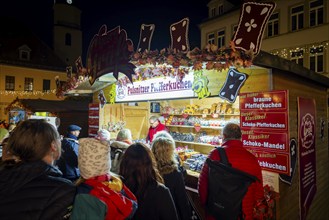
[1,0,210,58]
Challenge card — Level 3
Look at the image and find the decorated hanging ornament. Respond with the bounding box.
[219,68,247,103]
[98,90,107,108]
[108,84,116,104]
[192,70,211,99]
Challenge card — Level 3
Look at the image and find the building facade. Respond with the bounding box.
[0,1,82,123]
[199,0,328,76]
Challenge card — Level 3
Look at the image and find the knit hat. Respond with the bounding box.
[78,137,111,179]
[96,129,111,141]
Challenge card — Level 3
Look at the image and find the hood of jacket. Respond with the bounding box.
[110,141,130,149]
[0,160,62,196]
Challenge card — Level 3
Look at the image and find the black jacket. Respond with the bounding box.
[0,160,76,220]
[132,182,179,220]
[163,170,192,220]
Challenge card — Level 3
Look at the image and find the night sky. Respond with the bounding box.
[1,0,210,59]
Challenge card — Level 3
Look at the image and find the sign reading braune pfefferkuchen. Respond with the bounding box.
[115,71,194,102]
[239,90,290,176]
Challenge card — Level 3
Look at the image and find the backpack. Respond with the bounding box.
[110,148,124,174]
[206,147,259,220]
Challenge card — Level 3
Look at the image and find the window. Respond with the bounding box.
[290,49,304,66]
[65,33,71,46]
[43,79,51,92]
[210,7,216,17]
[18,45,31,61]
[207,33,215,45]
[218,4,224,15]
[217,30,225,48]
[267,12,279,37]
[5,76,15,91]
[310,0,323,27]
[24,78,33,91]
[291,5,304,31]
[309,46,324,73]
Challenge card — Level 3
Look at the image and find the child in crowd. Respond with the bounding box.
[70,129,137,220]
[119,143,179,220]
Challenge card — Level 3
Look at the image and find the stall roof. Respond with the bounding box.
[254,51,329,88]
[19,99,90,112]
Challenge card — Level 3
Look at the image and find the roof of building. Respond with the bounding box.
[254,51,329,88]
[0,16,67,71]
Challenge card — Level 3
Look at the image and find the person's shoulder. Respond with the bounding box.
[111,141,130,149]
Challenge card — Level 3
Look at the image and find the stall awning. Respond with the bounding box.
[8,98,90,113]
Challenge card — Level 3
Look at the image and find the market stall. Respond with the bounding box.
[56,2,329,219]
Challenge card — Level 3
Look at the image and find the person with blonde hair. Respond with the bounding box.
[0,119,76,219]
[152,135,191,220]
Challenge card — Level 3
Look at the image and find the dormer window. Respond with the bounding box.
[18,45,31,61]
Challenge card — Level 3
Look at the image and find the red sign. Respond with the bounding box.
[246,148,290,175]
[298,97,317,220]
[240,90,290,175]
[88,103,100,137]
[240,90,288,111]
[241,111,288,131]
[242,130,289,153]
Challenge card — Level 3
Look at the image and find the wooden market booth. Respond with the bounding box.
[63,49,329,219]
[57,3,329,218]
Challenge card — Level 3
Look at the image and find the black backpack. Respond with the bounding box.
[206,147,259,220]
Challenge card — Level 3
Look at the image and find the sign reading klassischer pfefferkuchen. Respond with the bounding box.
[239,90,290,175]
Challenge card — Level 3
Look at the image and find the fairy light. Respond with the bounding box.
[269,41,328,59]
[0,89,57,96]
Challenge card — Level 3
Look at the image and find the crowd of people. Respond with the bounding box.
[0,115,264,220]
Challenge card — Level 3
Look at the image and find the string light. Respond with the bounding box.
[269,41,328,59]
[0,89,57,96]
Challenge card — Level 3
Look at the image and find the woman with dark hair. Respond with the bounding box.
[0,119,76,220]
[119,143,179,220]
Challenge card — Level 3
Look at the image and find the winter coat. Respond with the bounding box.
[198,140,264,220]
[132,182,179,220]
[110,141,130,174]
[57,134,80,181]
[0,160,76,220]
[71,174,137,220]
[163,169,191,220]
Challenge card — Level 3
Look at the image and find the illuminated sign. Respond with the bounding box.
[115,71,194,102]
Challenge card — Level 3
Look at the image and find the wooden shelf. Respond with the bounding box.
[174,140,218,147]
[167,125,223,130]
[163,113,240,117]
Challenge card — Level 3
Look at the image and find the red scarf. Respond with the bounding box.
[85,175,137,220]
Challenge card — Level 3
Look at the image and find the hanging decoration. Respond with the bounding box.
[55,57,89,98]
[219,68,247,103]
[107,121,126,132]
[232,1,276,56]
[136,24,155,53]
[98,90,107,108]
[192,70,211,99]
[170,18,190,52]
[86,25,136,84]
[108,84,116,104]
